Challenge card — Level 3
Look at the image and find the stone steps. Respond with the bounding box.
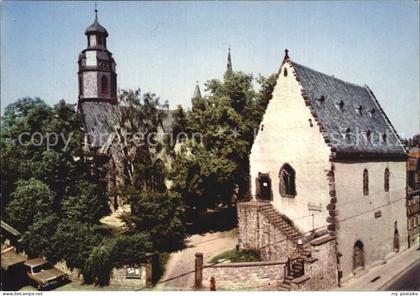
[258,203,303,241]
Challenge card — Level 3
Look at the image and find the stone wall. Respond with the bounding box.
[297,235,339,290]
[55,261,146,288]
[238,201,296,260]
[334,161,408,280]
[202,259,287,290]
[200,233,339,291]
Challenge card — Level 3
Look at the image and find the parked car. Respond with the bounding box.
[24,258,69,290]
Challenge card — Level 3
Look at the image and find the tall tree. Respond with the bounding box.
[170,71,276,214]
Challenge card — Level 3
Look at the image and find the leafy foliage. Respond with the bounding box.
[127,191,186,251]
[6,178,55,232]
[83,242,114,286]
[110,233,153,268]
[170,71,276,214]
[1,97,109,285]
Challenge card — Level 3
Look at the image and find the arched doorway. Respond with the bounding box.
[393,221,400,252]
[353,240,365,271]
[255,172,272,201]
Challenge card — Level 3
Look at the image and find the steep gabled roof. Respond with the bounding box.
[288,60,406,160]
[79,102,174,152]
[79,102,120,150]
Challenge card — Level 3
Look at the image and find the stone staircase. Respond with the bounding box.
[258,202,302,241]
[256,203,318,291]
[279,246,315,291]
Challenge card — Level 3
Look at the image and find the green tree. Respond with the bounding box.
[110,233,152,267]
[170,71,276,214]
[51,221,104,270]
[6,178,55,232]
[83,242,114,286]
[61,180,109,224]
[126,191,186,251]
[20,214,59,260]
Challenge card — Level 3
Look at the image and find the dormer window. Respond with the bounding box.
[342,128,351,142]
[335,100,344,111]
[316,95,326,103]
[368,108,375,117]
[366,130,371,142]
[355,105,363,115]
[382,133,387,144]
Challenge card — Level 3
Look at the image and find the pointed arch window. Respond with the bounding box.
[279,164,296,197]
[384,168,390,192]
[363,169,369,196]
[101,75,108,94]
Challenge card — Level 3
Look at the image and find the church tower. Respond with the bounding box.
[78,9,117,104]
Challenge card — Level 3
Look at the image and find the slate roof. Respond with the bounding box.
[79,102,120,150]
[289,60,407,160]
[85,14,109,37]
[80,102,174,151]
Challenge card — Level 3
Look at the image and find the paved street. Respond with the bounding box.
[340,246,419,291]
[157,229,238,290]
[385,259,420,291]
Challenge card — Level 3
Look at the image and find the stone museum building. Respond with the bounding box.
[239,50,409,285]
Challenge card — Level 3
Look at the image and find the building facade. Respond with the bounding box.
[407,148,420,247]
[239,50,409,286]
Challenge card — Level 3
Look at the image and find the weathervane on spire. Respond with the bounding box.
[94,1,98,20]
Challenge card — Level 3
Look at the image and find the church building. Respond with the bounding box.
[238,50,408,286]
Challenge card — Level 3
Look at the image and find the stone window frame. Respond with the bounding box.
[384,168,390,192]
[363,169,369,196]
[279,163,297,198]
[255,172,273,201]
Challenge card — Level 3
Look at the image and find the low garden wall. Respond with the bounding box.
[55,261,146,288]
[201,259,287,290]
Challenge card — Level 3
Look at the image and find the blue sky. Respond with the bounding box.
[1,1,418,136]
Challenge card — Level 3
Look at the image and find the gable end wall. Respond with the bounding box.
[250,61,332,233]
